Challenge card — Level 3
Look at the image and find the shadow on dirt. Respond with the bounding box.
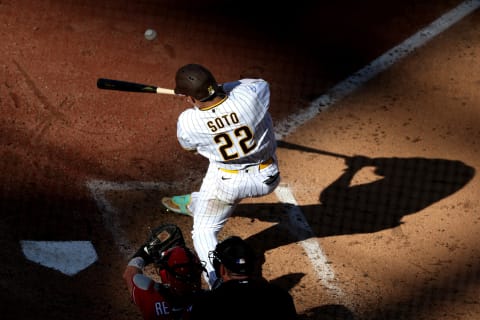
[298,304,356,320]
[235,140,475,320]
[238,140,475,250]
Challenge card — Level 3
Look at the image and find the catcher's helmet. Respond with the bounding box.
[209,236,255,277]
[174,64,223,101]
[156,246,205,296]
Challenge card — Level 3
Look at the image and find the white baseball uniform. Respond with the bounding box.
[176,78,280,287]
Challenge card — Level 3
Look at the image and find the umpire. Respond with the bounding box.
[190,236,297,319]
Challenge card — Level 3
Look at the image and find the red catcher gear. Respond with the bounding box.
[156,246,204,297]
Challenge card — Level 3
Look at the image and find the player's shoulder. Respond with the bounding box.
[223,78,269,93]
[178,107,197,120]
[239,78,268,84]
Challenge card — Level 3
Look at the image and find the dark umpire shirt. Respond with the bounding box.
[190,278,297,320]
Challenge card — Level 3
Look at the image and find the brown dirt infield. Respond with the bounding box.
[1,1,479,319]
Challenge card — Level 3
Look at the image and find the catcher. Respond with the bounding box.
[123,223,206,320]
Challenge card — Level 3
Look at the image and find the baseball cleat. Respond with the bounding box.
[161,194,193,217]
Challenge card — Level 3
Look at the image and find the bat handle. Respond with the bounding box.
[156,88,175,95]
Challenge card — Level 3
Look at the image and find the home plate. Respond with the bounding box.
[20,240,98,276]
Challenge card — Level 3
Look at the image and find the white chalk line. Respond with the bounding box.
[86,180,171,256]
[275,184,345,299]
[86,0,480,307]
[274,0,480,141]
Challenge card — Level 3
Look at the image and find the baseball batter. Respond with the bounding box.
[162,64,280,288]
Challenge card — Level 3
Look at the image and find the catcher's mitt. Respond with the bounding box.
[132,223,186,265]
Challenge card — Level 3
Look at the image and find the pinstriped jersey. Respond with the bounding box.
[176,78,276,170]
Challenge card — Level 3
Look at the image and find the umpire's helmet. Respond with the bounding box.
[174,64,223,101]
[209,236,255,277]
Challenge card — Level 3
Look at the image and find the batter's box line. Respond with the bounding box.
[275,184,346,302]
[86,179,171,256]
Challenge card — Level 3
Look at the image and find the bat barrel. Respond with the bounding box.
[97,78,175,95]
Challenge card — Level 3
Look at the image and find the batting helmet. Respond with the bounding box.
[209,236,255,277]
[174,64,223,101]
[156,245,205,296]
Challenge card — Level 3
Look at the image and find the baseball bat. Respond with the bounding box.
[96,78,175,95]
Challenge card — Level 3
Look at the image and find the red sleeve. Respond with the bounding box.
[131,275,176,320]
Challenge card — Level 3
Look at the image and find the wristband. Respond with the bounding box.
[127,256,145,269]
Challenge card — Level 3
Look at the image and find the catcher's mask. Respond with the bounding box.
[156,246,205,296]
[174,63,224,101]
[209,236,255,278]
